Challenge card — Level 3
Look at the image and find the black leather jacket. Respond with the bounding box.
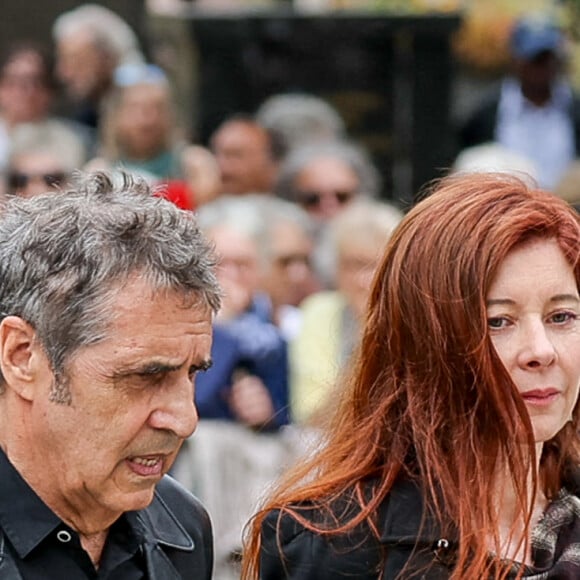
[0,476,213,580]
[260,478,453,579]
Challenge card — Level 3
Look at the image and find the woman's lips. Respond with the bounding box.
[521,388,560,406]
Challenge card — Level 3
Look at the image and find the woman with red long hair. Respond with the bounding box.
[242,172,580,579]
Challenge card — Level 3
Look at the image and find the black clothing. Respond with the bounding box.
[260,475,580,579]
[260,478,452,579]
[0,449,213,579]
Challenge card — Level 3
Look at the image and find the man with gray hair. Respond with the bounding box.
[0,172,220,578]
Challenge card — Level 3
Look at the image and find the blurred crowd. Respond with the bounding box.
[2,4,580,579]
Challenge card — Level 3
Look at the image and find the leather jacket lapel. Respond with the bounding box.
[142,542,183,580]
[137,486,196,580]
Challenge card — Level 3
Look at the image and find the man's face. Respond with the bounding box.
[26,277,212,520]
[56,31,113,101]
[211,120,275,195]
[262,222,316,308]
[210,224,260,317]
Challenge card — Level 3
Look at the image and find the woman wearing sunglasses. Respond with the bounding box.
[275,139,381,225]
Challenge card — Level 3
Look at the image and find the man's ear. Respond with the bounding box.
[0,316,49,401]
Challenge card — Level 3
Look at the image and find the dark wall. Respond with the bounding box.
[190,12,461,206]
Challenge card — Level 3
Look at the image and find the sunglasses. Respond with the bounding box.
[296,190,355,209]
[8,171,67,191]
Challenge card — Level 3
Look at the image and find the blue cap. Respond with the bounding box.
[510,17,563,60]
[114,63,168,88]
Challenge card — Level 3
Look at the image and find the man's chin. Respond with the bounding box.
[118,486,158,513]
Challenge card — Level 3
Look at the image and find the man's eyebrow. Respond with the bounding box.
[113,358,213,379]
[112,361,182,379]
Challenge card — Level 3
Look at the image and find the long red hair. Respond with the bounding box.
[242,173,580,579]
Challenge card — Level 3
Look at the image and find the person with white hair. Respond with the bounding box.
[275,139,381,225]
[291,199,403,424]
[52,3,144,130]
[4,122,87,198]
[255,92,346,153]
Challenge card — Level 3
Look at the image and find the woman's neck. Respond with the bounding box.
[491,443,546,565]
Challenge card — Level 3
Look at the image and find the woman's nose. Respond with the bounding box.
[517,321,557,369]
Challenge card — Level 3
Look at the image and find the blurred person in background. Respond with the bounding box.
[92,63,220,210]
[275,139,381,226]
[192,195,290,428]
[98,64,184,180]
[553,161,580,212]
[53,4,144,131]
[172,195,294,580]
[255,92,346,154]
[210,115,281,196]
[458,14,580,190]
[181,144,222,207]
[256,197,320,341]
[452,142,539,185]
[291,200,403,425]
[3,123,85,198]
[0,42,88,174]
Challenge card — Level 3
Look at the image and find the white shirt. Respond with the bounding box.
[495,77,575,189]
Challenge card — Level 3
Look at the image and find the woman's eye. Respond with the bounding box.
[487,316,508,329]
[549,311,578,324]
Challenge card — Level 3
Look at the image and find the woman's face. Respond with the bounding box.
[486,238,580,443]
[294,157,359,222]
[115,83,172,159]
[337,236,383,320]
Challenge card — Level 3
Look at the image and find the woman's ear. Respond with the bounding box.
[0,316,49,401]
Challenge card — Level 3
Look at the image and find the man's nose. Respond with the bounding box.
[148,376,198,439]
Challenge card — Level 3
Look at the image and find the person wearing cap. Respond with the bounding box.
[458,14,580,190]
[90,63,221,210]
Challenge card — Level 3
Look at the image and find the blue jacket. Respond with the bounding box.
[195,296,290,427]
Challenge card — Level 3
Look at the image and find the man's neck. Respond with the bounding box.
[80,530,109,569]
[521,84,552,107]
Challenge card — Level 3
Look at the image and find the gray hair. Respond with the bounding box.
[315,199,404,286]
[53,4,144,66]
[9,121,88,170]
[255,93,346,152]
[275,139,382,202]
[196,194,316,266]
[196,194,266,245]
[0,171,221,392]
[250,196,316,262]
